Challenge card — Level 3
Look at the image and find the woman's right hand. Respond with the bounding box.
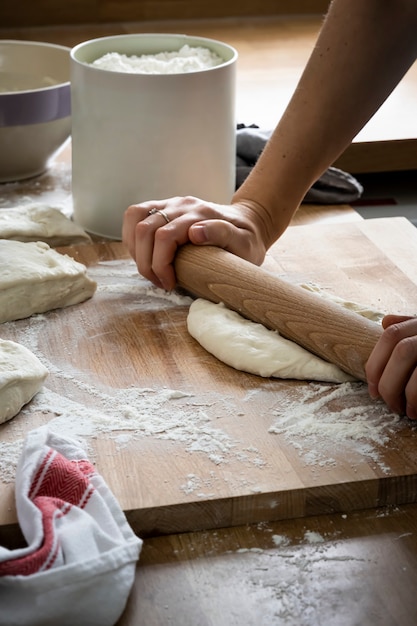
[366,314,417,420]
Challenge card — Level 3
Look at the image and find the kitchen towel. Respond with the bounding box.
[236,124,364,203]
[0,427,142,626]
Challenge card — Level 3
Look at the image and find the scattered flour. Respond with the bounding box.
[0,161,72,216]
[89,259,194,310]
[303,530,325,544]
[180,473,217,498]
[0,442,23,484]
[271,530,324,547]
[272,534,290,548]
[217,531,370,625]
[91,45,224,75]
[0,266,264,484]
[0,380,256,485]
[268,381,409,469]
[0,257,414,490]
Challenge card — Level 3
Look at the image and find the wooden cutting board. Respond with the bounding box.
[1,217,417,538]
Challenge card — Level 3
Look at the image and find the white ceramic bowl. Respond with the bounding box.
[0,40,71,182]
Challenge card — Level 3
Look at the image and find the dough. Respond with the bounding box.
[187,298,358,383]
[0,240,97,324]
[0,339,48,424]
[299,283,384,323]
[0,203,91,246]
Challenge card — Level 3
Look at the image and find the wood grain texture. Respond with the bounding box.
[0,59,415,620]
[3,498,417,624]
[175,245,382,381]
[116,503,417,626]
[1,218,417,539]
[0,0,329,27]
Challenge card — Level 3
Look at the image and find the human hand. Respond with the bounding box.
[122,195,270,291]
[366,315,417,419]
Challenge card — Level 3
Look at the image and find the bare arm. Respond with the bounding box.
[235,0,417,248]
[122,0,417,418]
[123,0,417,289]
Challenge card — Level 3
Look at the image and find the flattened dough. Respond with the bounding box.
[0,203,91,246]
[187,299,353,383]
[0,240,97,324]
[187,288,384,384]
[0,339,48,424]
[299,283,384,323]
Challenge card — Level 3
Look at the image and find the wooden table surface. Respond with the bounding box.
[1,150,417,624]
[1,218,417,539]
[1,14,417,622]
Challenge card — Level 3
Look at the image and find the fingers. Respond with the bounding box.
[147,220,189,291]
[122,196,266,292]
[189,219,263,264]
[381,314,414,330]
[122,201,167,262]
[366,315,417,419]
[123,200,191,290]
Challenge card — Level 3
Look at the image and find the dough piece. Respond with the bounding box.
[0,203,91,246]
[300,282,384,323]
[0,240,97,324]
[0,339,48,424]
[187,299,354,383]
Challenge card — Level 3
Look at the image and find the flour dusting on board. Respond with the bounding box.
[268,382,406,469]
[0,382,267,486]
[0,258,413,486]
[0,161,72,216]
[0,265,262,484]
[89,259,194,309]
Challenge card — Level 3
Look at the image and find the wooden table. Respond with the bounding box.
[123,503,417,626]
[1,12,417,619]
[1,148,417,624]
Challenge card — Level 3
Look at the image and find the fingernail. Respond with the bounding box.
[368,383,380,400]
[153,276,165,290]
[406,404,417,420]
[190,224,208,244]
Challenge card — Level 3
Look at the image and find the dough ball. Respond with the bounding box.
[0,339,48,424]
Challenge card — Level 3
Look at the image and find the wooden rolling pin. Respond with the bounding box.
[175,244,383,382]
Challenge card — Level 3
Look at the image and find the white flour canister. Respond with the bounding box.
[70,34,237,239]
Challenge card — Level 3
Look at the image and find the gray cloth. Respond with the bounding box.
[236,125,363,204]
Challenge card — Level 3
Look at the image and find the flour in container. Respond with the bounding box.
[91,45,224,74]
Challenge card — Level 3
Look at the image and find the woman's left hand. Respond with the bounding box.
[122,195,270,291]
[366,315,417,419]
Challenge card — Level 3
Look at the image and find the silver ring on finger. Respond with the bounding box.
[148,208,170,224]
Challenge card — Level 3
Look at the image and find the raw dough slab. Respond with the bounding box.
[0,339,48,424]
[187,281,384,383]
[0,204,91,247]
[187,298,353,383]
[0,240,97,324]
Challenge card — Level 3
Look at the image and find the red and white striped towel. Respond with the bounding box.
[0,427,142,626]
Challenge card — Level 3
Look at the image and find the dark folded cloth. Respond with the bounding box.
[236,124,363,204]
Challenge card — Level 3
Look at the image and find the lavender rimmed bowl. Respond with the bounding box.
[0,40,71,182]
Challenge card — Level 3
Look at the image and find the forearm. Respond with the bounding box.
[234,0,417,247]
